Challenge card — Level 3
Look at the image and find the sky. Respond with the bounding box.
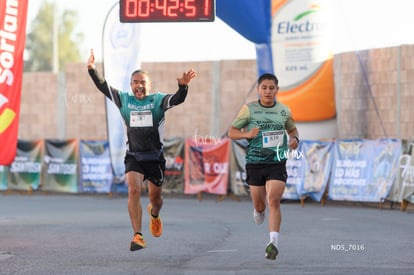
[27,0,257,62]
[27,0,414,63]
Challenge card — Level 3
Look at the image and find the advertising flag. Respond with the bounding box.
[0,0,28,164]
[102,3,142,187]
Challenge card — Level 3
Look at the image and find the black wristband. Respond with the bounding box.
[293,136,300,143]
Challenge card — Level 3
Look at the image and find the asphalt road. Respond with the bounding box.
[1,193,413,275]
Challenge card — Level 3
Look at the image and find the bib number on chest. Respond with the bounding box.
[130,111,153,127]
[262,130,284,148]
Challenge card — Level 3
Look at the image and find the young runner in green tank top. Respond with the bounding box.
[229,73,299,260]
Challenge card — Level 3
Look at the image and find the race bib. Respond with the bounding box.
[262,130,284,148]
[130,111,153,127]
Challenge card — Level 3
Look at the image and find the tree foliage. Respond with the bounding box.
[25,0,83,72]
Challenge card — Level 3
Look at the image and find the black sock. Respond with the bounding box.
[134,232,142,236]
[150,209,159,218]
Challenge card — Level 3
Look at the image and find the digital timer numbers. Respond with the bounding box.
[119,0,215,23]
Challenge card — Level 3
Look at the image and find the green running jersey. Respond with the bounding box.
[118,91,169,152]
[232,101,296,164]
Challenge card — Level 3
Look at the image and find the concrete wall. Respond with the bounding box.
[334,45,414,139]
[19,45,414,141]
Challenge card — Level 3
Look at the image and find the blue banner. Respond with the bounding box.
[329,139,401,202]
[79,140,113,193]
[300,140,334,202]
[284,142,304,200]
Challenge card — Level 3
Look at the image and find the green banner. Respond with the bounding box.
[42,139,79,193]
[0,165,7,190]
[7,140,43,191]
[163,137,185,193]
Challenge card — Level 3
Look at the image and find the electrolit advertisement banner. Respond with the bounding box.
[184,138,230,195]
[42,139,79,193]
[217,0,335,122]
[271,0,335,121]
[7,140,44,191]
[79,140,113,193]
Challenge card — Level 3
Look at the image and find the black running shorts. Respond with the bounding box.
[245,162,288,186]
[124,153,166,186]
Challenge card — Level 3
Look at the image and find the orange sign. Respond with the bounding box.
[272,0,336,121]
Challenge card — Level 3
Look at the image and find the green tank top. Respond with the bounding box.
[232,101,296,164]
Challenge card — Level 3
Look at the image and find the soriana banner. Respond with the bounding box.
[184,137,230,195]
[0,0,28,165]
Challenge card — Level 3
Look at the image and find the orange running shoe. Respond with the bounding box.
[147,203,163,237]
[130,233,146,251]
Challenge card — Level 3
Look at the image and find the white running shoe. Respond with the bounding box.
[253,209,265,225]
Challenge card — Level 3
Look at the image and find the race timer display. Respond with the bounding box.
[119,0,215,22]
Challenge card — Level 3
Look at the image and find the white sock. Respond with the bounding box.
[270,231,279,247]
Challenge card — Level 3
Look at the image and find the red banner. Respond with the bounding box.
[0,0,28,165]
[184,137,230,195]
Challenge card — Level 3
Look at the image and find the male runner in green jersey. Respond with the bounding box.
[87,50,196,251]
[228,73,299,260]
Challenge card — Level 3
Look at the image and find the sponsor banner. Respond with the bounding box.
[0,165,7,190]
[329,139,401,202]
[0,0,29,164]
[42,139,79,193]
[370,139,401,201]
[79,140,113,193]
[229,140,249,196]
[184,138,230,195]
[284,142,304,200]
[7,140,43,191]
[163,137,185,194]
[387,139,414,203]
[300,140,334,201]
[271,0,335,121]
[103,3,142,186]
